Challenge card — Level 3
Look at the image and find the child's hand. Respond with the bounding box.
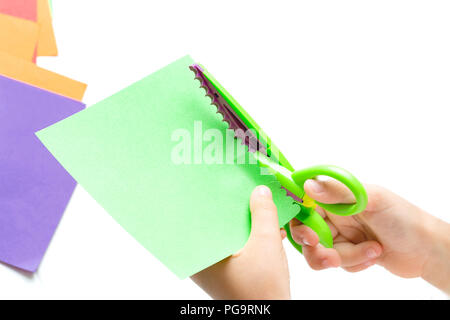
[291,180,450,293]
[191,185,290,299]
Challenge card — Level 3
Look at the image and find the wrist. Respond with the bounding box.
[421,214,450,294]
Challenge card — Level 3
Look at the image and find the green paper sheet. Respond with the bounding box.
[37,55,299,278]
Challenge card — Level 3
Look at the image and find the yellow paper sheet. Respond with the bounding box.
[37,0,57,56]
[0,51,87,100]
[0,13,39,61]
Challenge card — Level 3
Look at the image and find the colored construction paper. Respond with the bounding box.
[0,0,37,21]
[0,51,87,100]
[0,75,85,272]
[36,0,57,56]
[0,13,38,61]
[37,55,299,278]
[0,0,57,58]
[0,0,39,63]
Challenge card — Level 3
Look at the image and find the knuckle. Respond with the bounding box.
[250,229,279,245]
[365,184,387,212]
[304,253,325,271]
[252,226,275,239]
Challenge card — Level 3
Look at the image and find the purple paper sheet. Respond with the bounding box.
[0,75,85,272]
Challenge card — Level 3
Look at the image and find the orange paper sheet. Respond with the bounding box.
[0,13,39,61]
[37,0,57,56]
[0,0,57,58]
[0,51,87,100]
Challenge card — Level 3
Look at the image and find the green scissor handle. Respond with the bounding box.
[292,165,368,216]
[285,204,334,253]
[284,165,368,253]
[193,64,368,254]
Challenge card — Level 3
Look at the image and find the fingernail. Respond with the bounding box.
[366,248,379,259]
[306,179,323,193]
[303,238,311,246]
[256,185,272,198]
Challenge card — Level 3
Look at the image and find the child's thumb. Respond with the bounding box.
[304,179,355,204]
[249,186,280,240]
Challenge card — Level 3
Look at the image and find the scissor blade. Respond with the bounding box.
[190,64,295,172]
[254,152,304,201]
[190,64,303,202]
[189,64,263,153]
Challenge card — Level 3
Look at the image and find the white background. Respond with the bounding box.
[1,0,449,299]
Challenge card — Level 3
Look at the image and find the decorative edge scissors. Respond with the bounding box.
[190,63,368,253]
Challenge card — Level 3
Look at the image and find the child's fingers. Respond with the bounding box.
[334,241,383,267]
[304,179,355,204]
[280,228,287,240]
[290,214,339,242]
[343,259,377,273]
[303,245,341,270]
[249,186,280,240]
[305,181,397,217]
[289,221,319,246]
